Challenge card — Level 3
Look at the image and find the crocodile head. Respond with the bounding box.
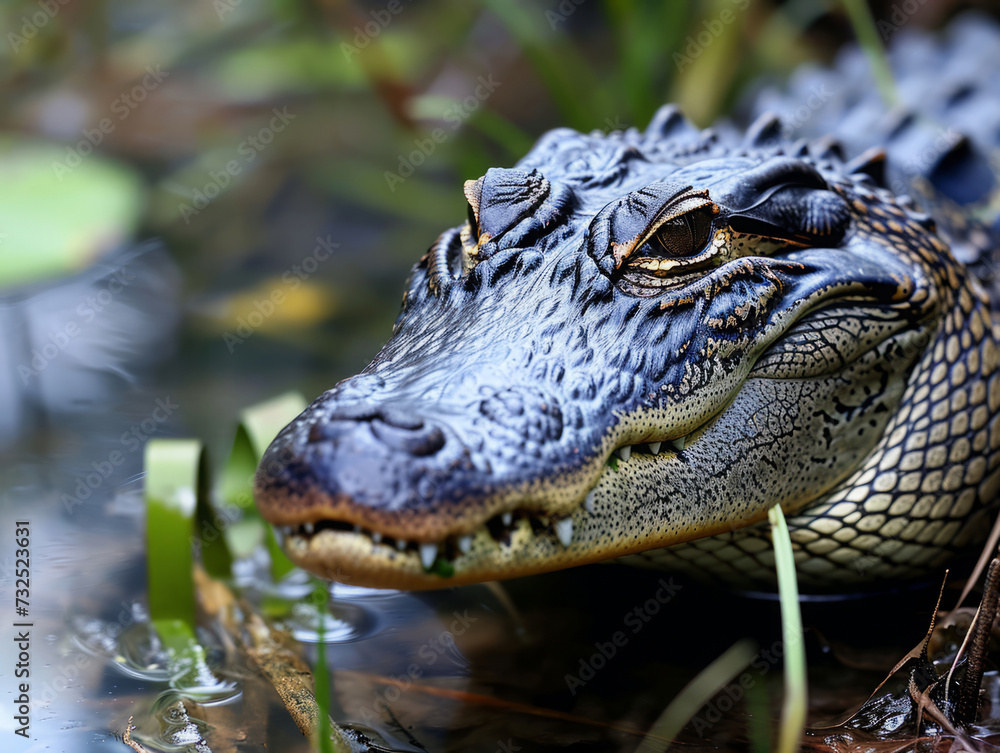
[255,108,949,589]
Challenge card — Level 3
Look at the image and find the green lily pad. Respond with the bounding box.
[0,137,145,289]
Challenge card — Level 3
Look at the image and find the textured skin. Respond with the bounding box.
[255,20,1000,591]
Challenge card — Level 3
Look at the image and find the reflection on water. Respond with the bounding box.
[0,241,181,446]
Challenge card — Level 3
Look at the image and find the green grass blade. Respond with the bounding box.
[466,108,537,161]
[312,580,335,753]
[477,0,605,130]
[636,639,757,752]
[768,503,807,753]
[196,450,234,581]
[222,392,307,575]
[603,0,690,126]
[145,439,220,688]
[152,617,212,690]
[240,391,308,460]
[841,0,898,106]
[145,438,202,630]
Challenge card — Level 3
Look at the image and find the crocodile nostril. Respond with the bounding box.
[370,419,446,456]
[326,402,426,431]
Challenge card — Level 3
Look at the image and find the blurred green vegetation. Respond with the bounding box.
[0,0,967,437]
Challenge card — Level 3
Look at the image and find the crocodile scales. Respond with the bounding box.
[255,17,1000,592]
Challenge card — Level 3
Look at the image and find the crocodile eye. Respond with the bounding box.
[640,206,713,259]
[588,182,719,280]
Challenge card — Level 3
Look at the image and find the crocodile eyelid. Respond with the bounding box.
[587,183,718,276]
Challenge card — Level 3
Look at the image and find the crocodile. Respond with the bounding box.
[255,26,1000,593]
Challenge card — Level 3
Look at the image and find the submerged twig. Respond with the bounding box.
[121,716,148,753]
[954,558,1000,723]
[192,568,355,752]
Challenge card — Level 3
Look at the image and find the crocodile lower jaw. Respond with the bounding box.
[272,439,688,589]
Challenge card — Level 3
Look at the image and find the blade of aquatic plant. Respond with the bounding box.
[603,0,690,125]
[153,618,213,690]
[477,0,605,131]
[311,579,335,753]
[670,0,755,126]
[241,391,308,459]
[464,108,537,163]
[146,439,202,629]
[144,439,216,687]
[634,639,757,752]
[221,390,308,512]
[841,0,898,106]
[768,503,806,753]
[221,392,306,575]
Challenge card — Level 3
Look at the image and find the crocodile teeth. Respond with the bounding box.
[554,518,573,547]
[648,442,661,455]
[615,446,631,461]
[420,543,438,569]
[457,535,473,555]
[501,512,513,527]
[371,532,382,544]
[584,490,596,513]
[670,436,686,451]
[303,522,314,535]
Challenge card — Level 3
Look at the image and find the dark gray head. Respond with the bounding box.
[255,108,948,588]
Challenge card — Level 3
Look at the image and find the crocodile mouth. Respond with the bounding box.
[265,424,718,590]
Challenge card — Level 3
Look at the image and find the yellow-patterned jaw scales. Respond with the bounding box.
[254,107,1000,591]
